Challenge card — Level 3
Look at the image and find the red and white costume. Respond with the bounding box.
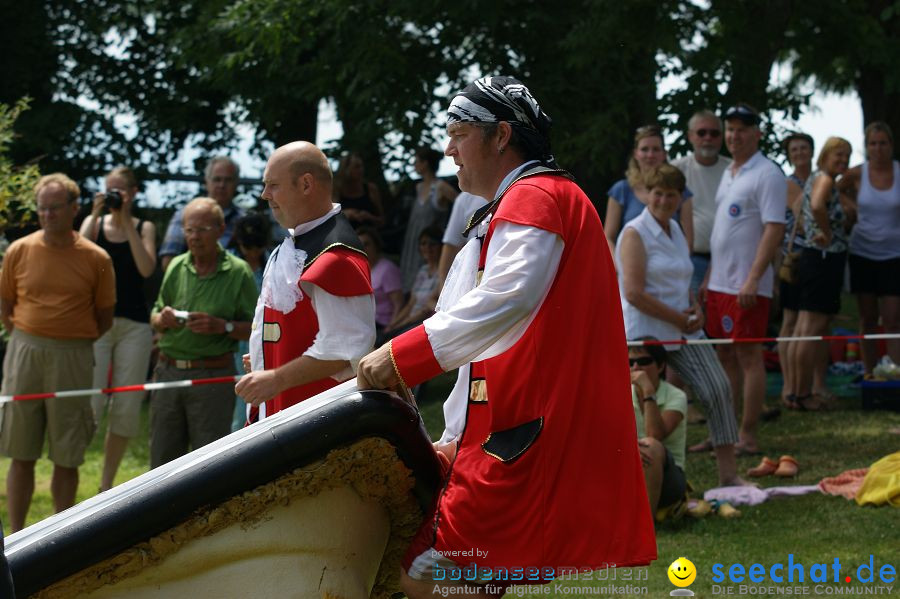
[392,166,657,574]
[249,205,374,420]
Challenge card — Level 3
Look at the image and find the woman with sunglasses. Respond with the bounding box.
[604,124,693,258]
[629,341,687,516]
[617,164,747,485]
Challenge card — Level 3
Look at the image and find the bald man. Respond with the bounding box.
[235,142,375,420]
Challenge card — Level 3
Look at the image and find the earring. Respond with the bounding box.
[498,146,505,154]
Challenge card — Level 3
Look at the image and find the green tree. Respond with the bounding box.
[786,0,900,158]
[659,1,810,161]
[5,0,690,204]
[0,99,41,234]
[13,0,895,208]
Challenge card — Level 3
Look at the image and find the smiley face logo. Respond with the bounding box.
[668,557,697,587]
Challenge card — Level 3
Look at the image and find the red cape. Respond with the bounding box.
[392,173,657,572]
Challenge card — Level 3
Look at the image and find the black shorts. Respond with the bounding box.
[794,248,846,315]
[848,253,900,296]
[658,448,687,508]
[779,278,802,312]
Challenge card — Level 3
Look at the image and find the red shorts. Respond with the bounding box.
[705,290,770,339]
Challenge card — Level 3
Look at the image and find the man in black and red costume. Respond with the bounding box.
[236,142,375,420]
[358,77,657,597]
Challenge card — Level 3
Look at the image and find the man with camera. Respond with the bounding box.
[159,156,245,272]
[149,197,257,468]
[0,173,116,532]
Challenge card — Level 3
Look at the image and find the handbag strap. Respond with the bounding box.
[786,198,805,253]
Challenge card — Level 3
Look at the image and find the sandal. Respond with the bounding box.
[774,455,799,477]
[795,394,827,412]
[812,390,837,403]
[761,406,782,421]
[782,394,802,410]
[688,438,713,453]
[747,456,778,477]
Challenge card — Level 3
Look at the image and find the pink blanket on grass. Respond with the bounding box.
[818,468,869,500]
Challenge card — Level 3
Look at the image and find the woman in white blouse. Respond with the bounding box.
[616,164,747,485]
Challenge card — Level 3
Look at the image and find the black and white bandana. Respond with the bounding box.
[447,76,557,167]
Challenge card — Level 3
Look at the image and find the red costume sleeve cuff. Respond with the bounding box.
[389,324,444,388]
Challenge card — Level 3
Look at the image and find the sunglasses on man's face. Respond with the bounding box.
[629,356,655,367]
[694,128,721,138]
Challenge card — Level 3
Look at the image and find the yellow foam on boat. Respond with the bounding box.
[36,438,422,599]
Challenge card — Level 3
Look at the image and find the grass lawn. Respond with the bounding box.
[2,368,899,598]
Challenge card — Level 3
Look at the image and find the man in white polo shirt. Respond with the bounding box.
[704,103,786,455]
[672,109,732,294]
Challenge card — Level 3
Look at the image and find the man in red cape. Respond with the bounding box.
[236,142,374,418]
[357,77,657,597]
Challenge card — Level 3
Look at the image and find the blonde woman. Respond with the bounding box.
[785,137,852,410]
[604,124,693,258]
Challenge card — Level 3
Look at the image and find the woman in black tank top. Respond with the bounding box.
[79,166,158,493]
[333,152,384,228]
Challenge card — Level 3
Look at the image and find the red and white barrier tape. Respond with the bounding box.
[626,333,900,347]
[0,375,242,404]
[1,332,898,402]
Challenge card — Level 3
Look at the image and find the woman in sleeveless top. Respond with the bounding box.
[399,147,456,292]
[79,166,157,492]
[333,152,383,228]
[778,132,835,408]
[616,165,745,485]
[784,137,852,410]
[839,122,900,373]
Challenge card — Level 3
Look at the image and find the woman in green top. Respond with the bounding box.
[630,341,687,516]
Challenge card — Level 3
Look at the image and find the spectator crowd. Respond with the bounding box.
[0,101,898,534]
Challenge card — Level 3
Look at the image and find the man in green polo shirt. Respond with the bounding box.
[149,197,257,468]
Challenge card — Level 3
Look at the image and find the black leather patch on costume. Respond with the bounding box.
[293,212,366,268]
[481,417,543,463]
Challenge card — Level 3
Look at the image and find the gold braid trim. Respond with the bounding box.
[35,438,422,599]
[387,340,410,392]
[304,242,367,269]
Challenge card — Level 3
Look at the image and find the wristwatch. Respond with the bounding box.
[224,321,234,334]
[643,395,656,403]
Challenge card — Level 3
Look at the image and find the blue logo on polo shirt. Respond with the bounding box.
[728,203,741,218]
[722,315,734,333]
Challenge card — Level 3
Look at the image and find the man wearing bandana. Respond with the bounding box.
[357,77,656,596]
[235,142,375,420]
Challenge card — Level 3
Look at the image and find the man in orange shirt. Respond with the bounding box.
[0,173,116,532]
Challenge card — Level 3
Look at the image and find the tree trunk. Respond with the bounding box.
[271,99,319,148]
[857,68,900,161]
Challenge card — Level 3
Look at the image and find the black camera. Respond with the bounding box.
[104,190,123,210]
